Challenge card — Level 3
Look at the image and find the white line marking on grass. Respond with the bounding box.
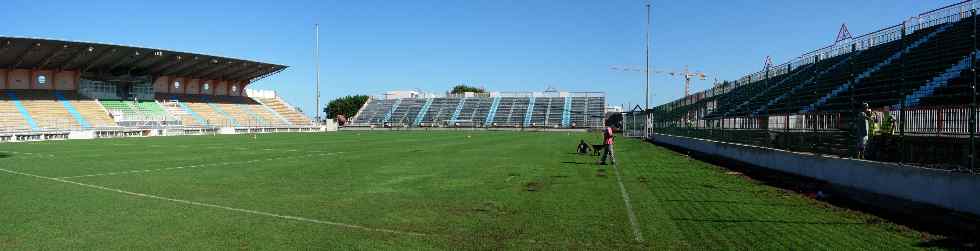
[611,162,645,243]
[0,167,433,237]
[58,152,341,179]
[1,151,56,158]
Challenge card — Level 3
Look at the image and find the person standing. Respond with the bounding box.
[856,103,874,159]
[600,124,616,165]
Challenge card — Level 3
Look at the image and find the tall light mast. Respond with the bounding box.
[314,24,321,122]
[644,1,651,110]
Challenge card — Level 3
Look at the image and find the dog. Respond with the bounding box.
[590,144,606,156]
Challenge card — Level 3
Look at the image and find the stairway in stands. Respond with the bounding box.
[898,51,978,108]
[414,98,434,126]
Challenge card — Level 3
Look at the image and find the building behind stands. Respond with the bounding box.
[350,91,606,129]
[0,36,315,141]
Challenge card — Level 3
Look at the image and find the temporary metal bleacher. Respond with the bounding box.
[351,92,606,128]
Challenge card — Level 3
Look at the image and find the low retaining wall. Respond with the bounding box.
[650,133,980,216]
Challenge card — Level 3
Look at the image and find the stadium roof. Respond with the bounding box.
[0,36,287,83]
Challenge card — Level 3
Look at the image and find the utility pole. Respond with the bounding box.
[315,24,321,123]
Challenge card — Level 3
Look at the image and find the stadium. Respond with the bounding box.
[1,1,979,250]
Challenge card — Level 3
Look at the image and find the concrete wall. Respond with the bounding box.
[185,79,200,94]
[649,133,980,216]
[214,82,228,96]
[0,69,78,91]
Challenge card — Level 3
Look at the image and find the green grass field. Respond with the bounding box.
[0,131,936,250]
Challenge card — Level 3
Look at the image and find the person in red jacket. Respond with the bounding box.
[600,124,616,165]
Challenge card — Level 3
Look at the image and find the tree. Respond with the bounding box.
[606,113,623,130]
[325,95,370,122]
[450,84,486,94]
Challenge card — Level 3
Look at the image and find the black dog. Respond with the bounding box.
[590,144,606,156]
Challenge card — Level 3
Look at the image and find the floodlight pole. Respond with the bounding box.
[315,24,321,123]
[644,1,652,136]
[644,2,651,111]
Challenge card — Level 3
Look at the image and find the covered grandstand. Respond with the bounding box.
[349,91,606,129]
[0,36,316,141]
[625,1,980,171]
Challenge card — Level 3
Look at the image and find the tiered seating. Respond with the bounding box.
[351,98,396,125]
[351,95,606,128]
[158,94,234,127]
[736,63,821,116]
[586,96,605,127]
[528,97,548,126]
[254,96,312,125]
[918,59,978,106]
[0,88,308,131]
[386,98,425,126]
[455,97,492,126]
[492,97,528,127]
[417,97,459,126]
[60,91,115,128]
[818,21,971,111]
[0,90,118,131]
[210,96,287,127]
[523,97,566,127]
[567,96,605,128]
[547,97,564,126]
[708,72,793,118]
[0,92,31,131]
[100,99,169,121]
[10,90,79,130]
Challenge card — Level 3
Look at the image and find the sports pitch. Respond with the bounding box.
[0,132,935,250]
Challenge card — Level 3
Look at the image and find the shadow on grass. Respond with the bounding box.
[915,238,978,250]
[672,218,865,225]
[0,153,9,159]
[660,199,803,208]
[652,140,980,249]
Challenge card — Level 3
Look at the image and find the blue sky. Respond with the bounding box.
[3,0,950,117]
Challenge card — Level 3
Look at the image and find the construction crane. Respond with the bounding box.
[611,65,709,97]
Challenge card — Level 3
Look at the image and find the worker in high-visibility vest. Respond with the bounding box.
[878,106,895,136]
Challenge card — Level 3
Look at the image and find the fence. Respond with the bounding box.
[638,104,980,172]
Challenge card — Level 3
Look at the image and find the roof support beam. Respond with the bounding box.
[37,44,70,69]
[228,65,265,81]
[130,53,164,69]
[198,61,236,79]
[163,57,205,76]
[82,48,118,73]
[8,42,42,69]
[219,62,252,80]
[105,50,141,72]
[178,59,219,77]
[57,46,94,70]
[249,67,285,83]
[0,40,14,58]
[143,55,182,74]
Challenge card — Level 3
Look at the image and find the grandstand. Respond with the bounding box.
[0,36,316,141]
[349,92,606,129]
[632,1,980,170]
